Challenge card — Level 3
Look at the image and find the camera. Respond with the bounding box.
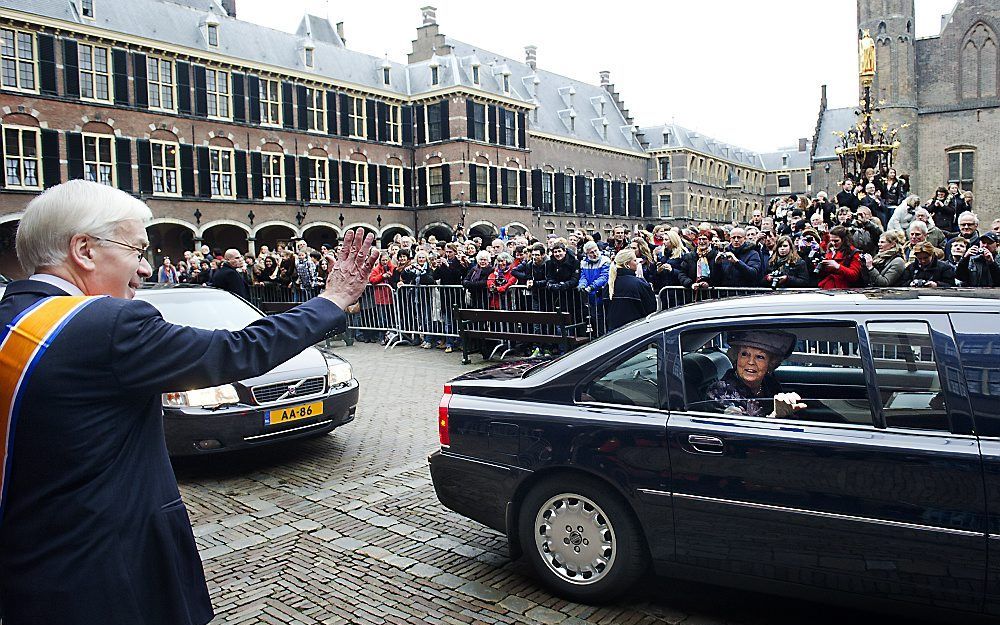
[770,270,784,289]
[910,279,928,287]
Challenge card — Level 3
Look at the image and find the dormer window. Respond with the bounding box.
[431,65,439,85]
[502,74,510,93]
[782,154,788,167]
[81,0,94,18]
[383,67,390,85]
[472,65,480,85]
[304,46,314,68]
[207,23,219,47]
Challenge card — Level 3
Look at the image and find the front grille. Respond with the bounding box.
[251,376,326,405]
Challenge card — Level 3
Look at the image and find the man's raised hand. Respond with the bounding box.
[321,227,379,311]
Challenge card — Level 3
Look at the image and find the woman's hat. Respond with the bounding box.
[729,330,796,360]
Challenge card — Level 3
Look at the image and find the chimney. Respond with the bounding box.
[599,70,610,86]
[422,6,437,26]
[525,45,537,71]
[798,137,808,152]
[220,0,236,18]
[335,21,345,46]
[820,84,827,110]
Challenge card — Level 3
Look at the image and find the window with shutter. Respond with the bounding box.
[150,140,180,196]
[387,166,403,206]
[206,68,231,119]
[258,78,281,125]
[146,57,175,111]
[2,126,42,189]
[261,152,284,200]
[78,42,112,102]
[428,166,444,204]
[308,157,329,201]
[82,133,115,186]
[209,147,235,198]
[1,28,38,92]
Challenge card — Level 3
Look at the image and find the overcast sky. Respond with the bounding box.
[236,0,956,154]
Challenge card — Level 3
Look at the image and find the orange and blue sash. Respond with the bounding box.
[0,295,102,521]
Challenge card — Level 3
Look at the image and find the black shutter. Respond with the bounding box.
[196,146,210,198]
[367,163,378,205]
[235,150,249,199]
[402,105,414,144]
[37,34,57,95]
[466,99,475,139]
[176,61,191,114]
[531,169,542,209]
[40,129,61,188]
[519,170,527,207]
[489,166,499,205]
[417,167,427,206]
[62,39,79,98]
[517,112,526,148]
[575,176,586,213]
[192,65,207,117]
[250,151,263,199]
[500,169,509,205]
[594,179,604,214]
[179,144,195,196]
[281,82,294,128]
[66,132,83,180]
[232,72,246,122]
[341,161,352,203]
[112,49,129,106]
[469,164,478,203]
[284,155,296,202]
[377,102,389,142]
[642,184,653,218]
[554,172,565,212]
[299,156,311,202]
[338,93,350,136]
[414,104,425,145]
[326,91,337,136]
[114,137,132,192]
[247,75,261,124]
[611,180,622,215]
[132,53,148,109]
[403,168,413,206]
[365,98,377,140]
[441,164,451,204]
[439,99,450,140]
[136,139,152,195]
[627,183,638,217]
[379,165,389,205]
[488,106,499,143]
[498,108,507,146]
[296,85,308,130]
[329,158,339,203]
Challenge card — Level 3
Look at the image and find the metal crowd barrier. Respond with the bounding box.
[655,285,818,311]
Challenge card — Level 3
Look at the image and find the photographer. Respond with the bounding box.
[900,241,955,287]
[955,231,1000,287]
[713,227,763,287]
[924,186,956,234]
[765,235,810,289]
[680,230,719,290]
[852,206,884,255]
[817,226,864,289]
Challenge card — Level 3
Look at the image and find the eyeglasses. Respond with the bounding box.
[91,236,149,261]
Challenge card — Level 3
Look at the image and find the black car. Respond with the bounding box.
[430,289,1000,619]
[135,286,359,456]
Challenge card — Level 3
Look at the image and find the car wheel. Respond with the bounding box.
[518,474,648,603]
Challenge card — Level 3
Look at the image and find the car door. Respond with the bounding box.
[664,314,986,612]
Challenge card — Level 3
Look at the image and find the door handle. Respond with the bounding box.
[687,434,724,454]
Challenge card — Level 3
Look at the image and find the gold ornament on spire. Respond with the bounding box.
[859,29,876,84]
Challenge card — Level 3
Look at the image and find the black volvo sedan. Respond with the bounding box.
[429,290,1000,619]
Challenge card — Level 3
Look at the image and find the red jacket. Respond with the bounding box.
[368,262,396,305]
[818,246,863,289]
[487,266,517,309]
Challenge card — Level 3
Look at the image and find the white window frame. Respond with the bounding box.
[80,0,95,19]
[472,65,480,85]
[304,87,326,133]
[261,151,284,200]
[78,42,112,102]
[777,174,791,190]
[2,125,42,190]
[308,156,329,202]
[504,167,519,205]
[208,146,235,199]
[541,171,553,209]
[304,47,314,69]
[1,28,37,93]
[350,162,368,204]
[82,132,115,187]
[502,74,510,94]
[258,77,281,126]
[947,149,975,191]
[473,165,489,204]
[430,65,439,85]
[658,193,672,217]
[387,104,401,143]
[387,165,403,206]
[658,156,671,181]
[349,96,366,139]
[150,140,180,196]
[428,165,444,205]
[503,109,516,146]
[206,68,231,120]
[382,67,391,85]
[207,24,219,47]
[146,56,175,112]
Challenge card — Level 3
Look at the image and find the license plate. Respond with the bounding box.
[266,401,323,426]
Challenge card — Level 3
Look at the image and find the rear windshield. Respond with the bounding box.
[136,288,261,331]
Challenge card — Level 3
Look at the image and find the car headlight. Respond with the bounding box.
[327,360,353,387]
[162,384,240,408]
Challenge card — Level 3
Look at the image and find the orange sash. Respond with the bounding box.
[0,295,101,519]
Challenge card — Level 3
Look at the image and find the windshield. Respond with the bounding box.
[136,288,262,331]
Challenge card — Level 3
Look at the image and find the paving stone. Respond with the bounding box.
[451,543,485,558]
[263,525,296,539]
[227,535,267,550]
[524,606,567,624]
[456,581,504,603]
[498,595,535,614]
[310,528,343,542]
[219,514,254,528]
[192,523,224,538]
[408,529,438,542]
[330,536,367,550]
[368,514,397,528]
[199,544,234,561]
[406,563,444,578]
[357,545,393,559]
[305,489,337,502]
[252,506,283,518]
[347,508,378,521]
[290,519,323,532]
[382,555,419,569]
[429,573,466,589]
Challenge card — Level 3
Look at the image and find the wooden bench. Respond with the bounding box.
[456,308,589,365]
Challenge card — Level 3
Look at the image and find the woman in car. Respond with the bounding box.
[705,330,805,418]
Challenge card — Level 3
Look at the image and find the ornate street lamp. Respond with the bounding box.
[193,208,202,226]
[247,210,255,226]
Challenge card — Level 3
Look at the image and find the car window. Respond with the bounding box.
[680,324,873,426]
[137,290,262,331]
[866,321,949,432]
[578,341,661,409]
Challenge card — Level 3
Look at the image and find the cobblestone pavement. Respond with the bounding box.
[175,342,943,625]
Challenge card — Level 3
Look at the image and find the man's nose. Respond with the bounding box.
[138,257,154,278]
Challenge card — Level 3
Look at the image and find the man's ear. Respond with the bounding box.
[67,234,98,272]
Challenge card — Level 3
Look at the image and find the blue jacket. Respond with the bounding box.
[577,255,611,307]
[0,279,347,625]
[714,243,763,287]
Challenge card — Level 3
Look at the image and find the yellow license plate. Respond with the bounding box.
[266,401,323,426]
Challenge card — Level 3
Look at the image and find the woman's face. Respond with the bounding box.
[951,240,968,258]
[736,346,772,389]
[829,234,843,250]
[888,168,897,179]
[477,256,490,267]
[777,240,791,257]
[810,214,823,227]
[878,235,893,252]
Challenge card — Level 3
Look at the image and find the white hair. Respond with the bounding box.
[16,180,152,274]
[583,241,599,253]
[475,250,492,262]
[908,220,928,235]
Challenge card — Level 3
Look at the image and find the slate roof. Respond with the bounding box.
[640,124,765,169]
[759,145,811,170]
[813,106,856,159]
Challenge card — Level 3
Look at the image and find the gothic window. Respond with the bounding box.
[961,23,999,100]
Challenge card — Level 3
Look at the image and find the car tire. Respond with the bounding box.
[518,474,648,603]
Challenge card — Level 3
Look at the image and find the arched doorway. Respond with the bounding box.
[381,224,413,248]
[467,221,498,246]
[0,219,21,279]
[344,223,378,245]
[418,222,452,244]
[201,222,249,257]
[254,223,297,254]
[503,222,529,238]
[302,224,340,251]
[147,221,196,269]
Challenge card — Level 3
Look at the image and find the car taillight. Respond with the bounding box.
[439,384,452,447]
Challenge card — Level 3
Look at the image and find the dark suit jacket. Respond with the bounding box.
[210,263,251,300]
[0,280,346,625]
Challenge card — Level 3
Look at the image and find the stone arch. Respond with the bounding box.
[381,223,415,247]
[503,221,530,237]
[416,222,450,244]
[344,222,378,240]
[150,128,178,142]
[200,220,251,256]
[2,112,40,127]
[960,21,1000,100]
[467,220,498,242]
[146,219,196,269]
[301,222,341,250]
[253,222,299,253]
